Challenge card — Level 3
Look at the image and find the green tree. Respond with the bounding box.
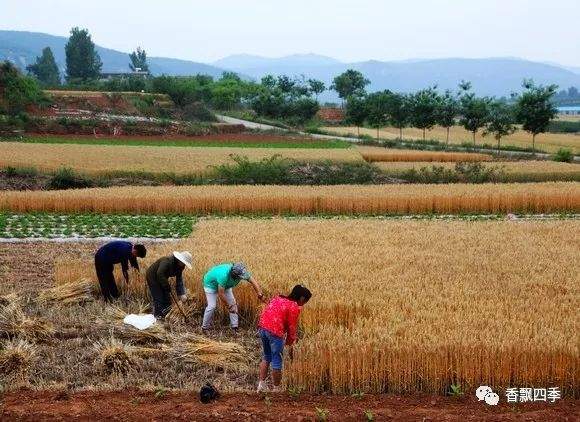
[0,61,46,115]
[385,92,409,140]
[289,98,320,123]
[483,100,516,152]
[436,90,459,144]
[276,75,296,95]
[345,95,368,137]
[129,47,149,72]
[408,87,439,140]
[458,82,490,145]
[515,79,558,152]
[261,75,277,90]
[366,91,390,140]
[331,69,370,106]
[65,27,102,81]
[307,78,325,100]
[26,47,60,86]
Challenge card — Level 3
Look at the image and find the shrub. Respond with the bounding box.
[180,102,217,122]
[3,166,38,177]
[212,155,387,185]
[553,148,574,163]
[49,168,93,190]
[400,162,504,184]
[212,155,293,185]
[0,61,47,115]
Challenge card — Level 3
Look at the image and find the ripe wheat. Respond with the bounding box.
[1,183,578,215]
[0,142,362,175]
[55,218,579,395]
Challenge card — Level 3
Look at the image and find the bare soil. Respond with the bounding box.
[0,390,577,421]
[0,241,100,294]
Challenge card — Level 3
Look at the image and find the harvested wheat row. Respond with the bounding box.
[1,183,578,215]
[357,146,491,162]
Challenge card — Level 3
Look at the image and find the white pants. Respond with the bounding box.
[202,287,238,329]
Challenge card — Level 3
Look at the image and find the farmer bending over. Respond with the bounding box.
[146,251,192,318]
[257,284,312,393]
[94,241,147,301]
[202,262,265,332]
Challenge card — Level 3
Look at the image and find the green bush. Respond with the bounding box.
[212,155,385,185]
[0,61,48,115]
[3,166,38,177]
[180,102,217,122]
[213,155,293,184]
[553,148,574,163]
[49,168,93,190]
[399,162,504,184]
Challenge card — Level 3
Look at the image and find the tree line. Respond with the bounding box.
[339,70,558,151]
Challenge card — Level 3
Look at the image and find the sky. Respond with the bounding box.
[1,0,579,66]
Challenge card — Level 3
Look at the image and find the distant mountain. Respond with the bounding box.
[216,56,580,101]
[0,30,229,77]
[213,53,342,70]
[2,30,579,102]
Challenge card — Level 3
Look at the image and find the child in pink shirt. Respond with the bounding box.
[257,285,312,393]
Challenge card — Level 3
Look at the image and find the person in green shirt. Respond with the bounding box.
[202,262,265,331]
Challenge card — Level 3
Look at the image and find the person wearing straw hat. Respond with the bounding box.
[146,251,192,318]
[201,262,266,332]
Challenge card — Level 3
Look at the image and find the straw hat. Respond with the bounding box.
[173,251,193,269]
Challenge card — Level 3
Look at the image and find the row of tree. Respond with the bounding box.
[26,27,149,85]
[341,71,557,151]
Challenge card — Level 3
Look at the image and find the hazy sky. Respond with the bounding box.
[2,0,579,66]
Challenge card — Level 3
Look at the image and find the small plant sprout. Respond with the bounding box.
[315,407,329,421]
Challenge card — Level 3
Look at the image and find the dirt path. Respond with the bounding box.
[0,390,577,421]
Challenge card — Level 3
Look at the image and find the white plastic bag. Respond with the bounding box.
[123,313,156,330]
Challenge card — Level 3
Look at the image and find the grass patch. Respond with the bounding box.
[6,136,351,149]
[0,213,195,239]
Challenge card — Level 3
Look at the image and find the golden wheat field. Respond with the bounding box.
[374,160,580,175]
[323,125,580,154]
[54,217,580,394]
[0,142,362,175]
[1,183,578,215]
[356,145,492,162]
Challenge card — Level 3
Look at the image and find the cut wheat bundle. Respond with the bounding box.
[172,335,250,370]
[0,302,55,341]
[0,293,20,307]
[0,338,36,379]
[95,336,136,374]
[165,300,202,324]
[37,279,95,305]
[115,323,167,345]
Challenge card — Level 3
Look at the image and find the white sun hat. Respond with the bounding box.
[173,251,193,269]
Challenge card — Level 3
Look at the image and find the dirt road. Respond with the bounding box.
[1,390,577,421]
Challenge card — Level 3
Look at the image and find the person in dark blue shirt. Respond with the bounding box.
[94,241,147,301]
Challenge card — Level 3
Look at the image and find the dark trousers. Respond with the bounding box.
[147,277,171,318]
[95,257,120,301]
